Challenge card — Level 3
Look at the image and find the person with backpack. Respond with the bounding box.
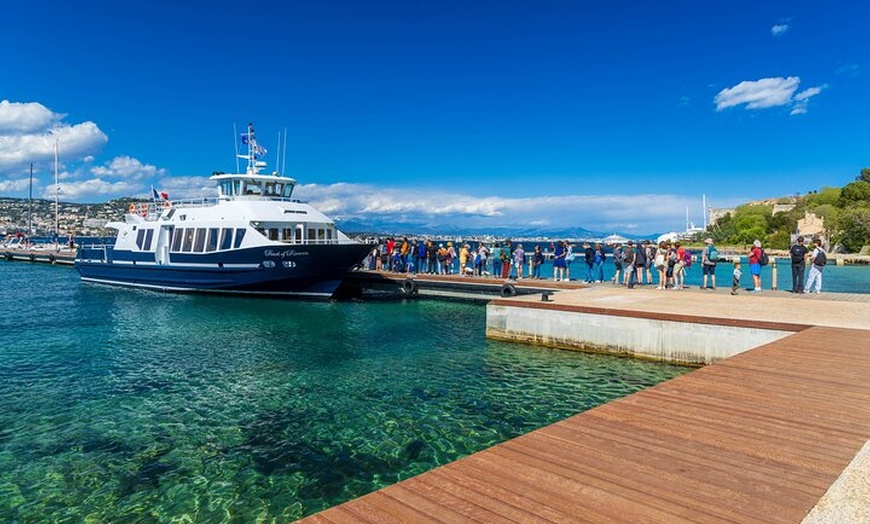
[789,236,810,293]
[583,242,595,283]
[532,245,545,279]
[701,237,718,290]
[804,237,826,294]
[632,240,647,287]
[611,243,624,285]
[748,239,764,292]
[593,243,606,283]
[673,241,686,290]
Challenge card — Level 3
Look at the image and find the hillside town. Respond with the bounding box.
[0,197,131,237]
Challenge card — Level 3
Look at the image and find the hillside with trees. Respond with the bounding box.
[709,168,870,253]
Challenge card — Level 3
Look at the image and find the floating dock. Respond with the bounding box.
[299,287,870,523]
[2,247,76,265]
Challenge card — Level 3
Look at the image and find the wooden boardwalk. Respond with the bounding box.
[299,325,870,523]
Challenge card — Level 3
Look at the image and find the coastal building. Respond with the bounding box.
[772,203,797,215]
[708,207,734,224]
[794,210,827,245]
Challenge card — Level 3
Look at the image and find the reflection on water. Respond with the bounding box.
[0,263,688,521]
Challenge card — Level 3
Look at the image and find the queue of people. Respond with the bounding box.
[366,236,829,293]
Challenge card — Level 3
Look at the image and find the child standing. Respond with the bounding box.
[731,261,742,295]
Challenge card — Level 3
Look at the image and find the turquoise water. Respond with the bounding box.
[482,255,870,293]
[0,262,688,522]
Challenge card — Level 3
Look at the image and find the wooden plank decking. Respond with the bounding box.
[299,325,870,523]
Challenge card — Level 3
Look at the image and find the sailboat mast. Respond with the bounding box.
[54,140,59,237]
[702,194,707,230]
[28,163,33,235]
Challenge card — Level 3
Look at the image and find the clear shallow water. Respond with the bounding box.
[0,262,688,522]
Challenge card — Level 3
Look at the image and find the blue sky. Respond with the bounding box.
[0,0,867,234]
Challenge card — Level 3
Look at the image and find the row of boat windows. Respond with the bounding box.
[218,180,294,198]
[254,227,333,242]
[135,227,246,253]
[134,226,335,252]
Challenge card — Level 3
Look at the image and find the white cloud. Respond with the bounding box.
[0,178,30,193]
[154,176,214,200]
[714,77,824,115]
[91,156,167,180]
[47,178,140,200]
[0,100,107,174]
[293,182,716,233]
[0,100,60,133]
[771,23,789,36]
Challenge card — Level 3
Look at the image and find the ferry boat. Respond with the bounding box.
[75,124,372,298]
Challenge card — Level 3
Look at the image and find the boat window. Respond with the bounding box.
[144,229,155,251]
[136,229,146,249]
[282,184,294,198]
[234,229,246,248]
[171,228,184,252]
[219,180,233,197]
[264,182,277,196]
[206,228,219,252]
[268,228,278,241]
[317,229,326,242]
[326,229,333,242]
[282,228,293,242]
[193,228,206,252]
[182,228,195,252]
[232,180,241,196]
[308,228,316,243]
[296,225,304,243]
[243,181,262,195]
[219,228,233,250]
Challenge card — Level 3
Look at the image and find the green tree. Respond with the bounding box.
[839,181,870,206]
[733,214,768,244]
[813,204,840,231]
[836,207,870,252]
[856,167,870,183]
[766,230,790,250]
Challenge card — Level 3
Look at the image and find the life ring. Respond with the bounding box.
[139,203,148,217]
[128,204,136,214]
[401,277,418,295]
[499,283,517,298]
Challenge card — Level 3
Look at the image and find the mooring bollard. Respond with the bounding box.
[771,258,778,290]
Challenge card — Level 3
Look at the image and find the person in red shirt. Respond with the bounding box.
[748,239,763,292]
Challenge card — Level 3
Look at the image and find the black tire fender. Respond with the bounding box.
[402,277,418,295]
[500,283,517,298]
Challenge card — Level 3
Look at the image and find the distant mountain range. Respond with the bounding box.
[334,216,654,241]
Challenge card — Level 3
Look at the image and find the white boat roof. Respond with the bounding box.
[210,173,297,184]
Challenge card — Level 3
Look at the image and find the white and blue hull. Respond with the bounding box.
[75,243,371,298]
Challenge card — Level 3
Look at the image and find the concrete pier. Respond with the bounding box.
[486,286,870,365]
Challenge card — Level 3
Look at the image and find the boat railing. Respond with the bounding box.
[131,197,312,222]
[76,243,115,263]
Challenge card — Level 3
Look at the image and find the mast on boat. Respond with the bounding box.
[237,123,269,175]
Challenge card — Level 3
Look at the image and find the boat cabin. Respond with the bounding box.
[213,174,297,200]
